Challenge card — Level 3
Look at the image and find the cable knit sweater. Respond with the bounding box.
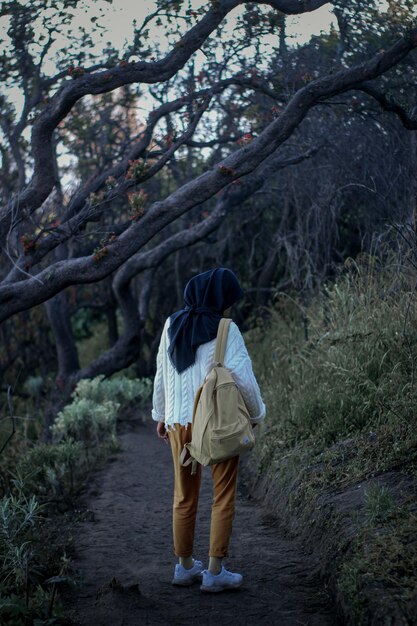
[152,317,266,428]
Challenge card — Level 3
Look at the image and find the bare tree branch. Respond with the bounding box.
[113,200,227,294]
[76,200,228,381]
[0,74,284,281]
[0,0,330,231]
[0,25,415,322]
[355,82,417,130]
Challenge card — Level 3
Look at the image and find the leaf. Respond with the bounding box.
[45,575,68,584]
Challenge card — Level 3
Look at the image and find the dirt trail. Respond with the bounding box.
[62,415,339,626]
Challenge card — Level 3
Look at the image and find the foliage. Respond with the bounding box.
[339,507,417,624]
[23,376,44,399]
[0,374,151,624]
[51,374,151,448]
[72,373,152,405]
[1,1,416,620]
[71,307,106,341]
[76,318,110,368]
[51,398,120,448]
[251,250,417,451]
[16,440,84,501]
[0,306,56,391]
[0,486,70,625]
[0,490,42,588]
[248,245,417,622]
[363,484,395,524]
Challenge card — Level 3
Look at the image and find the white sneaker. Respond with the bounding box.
[172,559,204,586]
[200,565,243,592]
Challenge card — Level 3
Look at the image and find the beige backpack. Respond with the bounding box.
[179,318,255,474]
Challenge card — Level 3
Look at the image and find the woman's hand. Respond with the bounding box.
[156,421,169,444]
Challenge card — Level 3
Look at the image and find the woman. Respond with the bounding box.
[152,268,266,593]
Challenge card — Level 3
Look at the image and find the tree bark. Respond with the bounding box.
[44,290,80,382]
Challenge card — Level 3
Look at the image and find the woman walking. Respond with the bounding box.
[152,268,266,592]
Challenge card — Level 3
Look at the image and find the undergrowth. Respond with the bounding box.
[0,374,151,625]
[248,250,417,623]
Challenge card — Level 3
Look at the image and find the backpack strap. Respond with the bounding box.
[179,447,198,475]
[214,318,232,366]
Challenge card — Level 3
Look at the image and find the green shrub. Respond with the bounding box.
[0,489,52,625]
[73,373,152,405]
[0,491,41,588]
[16,440,84,500]
[51,375,151,451]
[0,374,151,624]
[0,488,71,624]
[51,398,120,447]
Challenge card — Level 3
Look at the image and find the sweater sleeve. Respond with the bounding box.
[224,322,266,424]
[151,320,167,422]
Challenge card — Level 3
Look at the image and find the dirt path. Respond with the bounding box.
[62,415,339,626]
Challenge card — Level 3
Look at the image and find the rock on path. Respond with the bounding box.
[62,417,339,626]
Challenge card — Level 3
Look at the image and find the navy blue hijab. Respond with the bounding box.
[168,268,244,374]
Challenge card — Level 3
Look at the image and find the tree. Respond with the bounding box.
[1,0,416,435]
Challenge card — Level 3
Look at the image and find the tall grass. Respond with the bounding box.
[251,252,417,458]
[248,248,417,622]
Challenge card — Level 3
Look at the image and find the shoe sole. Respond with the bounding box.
[200,581,242,593]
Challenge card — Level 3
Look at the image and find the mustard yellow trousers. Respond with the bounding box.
[168,423,240,558]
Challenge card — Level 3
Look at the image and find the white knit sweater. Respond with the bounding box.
[152,317,266,429]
